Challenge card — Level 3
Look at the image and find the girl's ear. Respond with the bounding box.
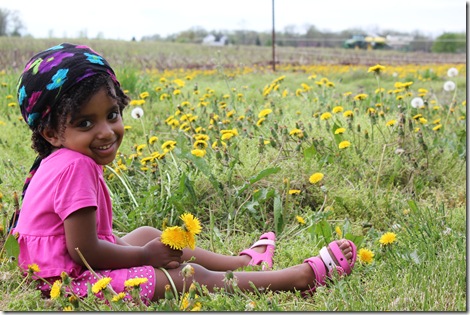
[40,127,62,147]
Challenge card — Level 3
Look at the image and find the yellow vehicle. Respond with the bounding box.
[344,34,388,50]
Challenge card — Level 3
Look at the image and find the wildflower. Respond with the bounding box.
[191,149,206,157]
[411,97,424,109]
[50,280,62,299]
[161,226,187,250]
[112,292,126,302]
[443,81,456,92]
[92,277,112,294]
[368,64,386,74]
[148,136,158,145]
[353,93,368,101]
[334,127,346,134]
[358,248,374,264]
[338,141,351,149]
[63,306,73,311]
[181,264,195,278]
[447,67,459,77]
[343,110,354,118]
[289,189,301,195]
[332,106,343,113]
[180,213,202,235]
[320,112,332,120]
[418,117,427,124]
[161,140,177,152]
[432,124,442,131]
[258,108,273,118]
[296,215,306,225]
[309,172,324,184]
[375,87,385,94]
[386,119,396,127]
[379,232,397,245]
[131,107,144,119]
[124,277,148,288]
[129,99,145,106]
[256,117,266,126]
[289,128,304,138]
[28,263,40,273]
[333,226,342,238]
[139,91,150,99]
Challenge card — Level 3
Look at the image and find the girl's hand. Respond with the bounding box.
[143,237,183,269]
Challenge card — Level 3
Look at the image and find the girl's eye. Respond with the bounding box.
[77,120,92,128]
[108,111,119,120]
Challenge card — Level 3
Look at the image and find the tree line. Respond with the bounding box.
[1,8,466,54]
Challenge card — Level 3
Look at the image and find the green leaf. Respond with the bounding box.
[303,144,317,161]
[237,167,280,195]
[273,195,284,234]
[5,234,20,262]
[315,220,332,245]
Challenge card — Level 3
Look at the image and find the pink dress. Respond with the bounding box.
[13,148,155,302]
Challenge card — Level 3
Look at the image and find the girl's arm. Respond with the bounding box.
[64,207,182,270]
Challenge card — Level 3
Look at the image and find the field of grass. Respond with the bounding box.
[0,38,467,311]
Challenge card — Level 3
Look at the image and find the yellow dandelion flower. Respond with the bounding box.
[191,149,206,157]
[124,277,149,288]
[368,64,386,74]
[149,136,158,145]
[258,108,273,118]
[92,277,112,294]
[358,248,374,264]
[320,112,332,120]
[335,226,342,238]
[289,189,301,195]
[309,172,324,184]
[139,91,150,99]
[338,141,351,149]
[185,231,196,250]
[129,99,145,106]
[63,306,73,311]
[332,106,343,113]
[334,127,346,134]
[379,232,397,245]
[289,128,304,138]
[28,263,40,273]
[112,292,126,302]
[162,140,177,152]
[161,226,187,250]
[354,93,368,101]
[432,124,442,131]
[50,280,62,299]
[180,213,202,235]
[296,215,306,225]
[343,110,354,118]
[386,119,396,127]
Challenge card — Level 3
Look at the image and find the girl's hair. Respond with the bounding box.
[31,74,129,158]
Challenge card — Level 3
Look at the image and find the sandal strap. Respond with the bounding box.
[304,256,327,286]
[319,246,336,273]
[329,241,351,274]
[250,239,276,249]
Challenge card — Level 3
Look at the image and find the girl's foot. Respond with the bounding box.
[239,232,276,270]
[302,239,357,295]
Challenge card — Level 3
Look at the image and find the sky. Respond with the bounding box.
[1,0,467,41]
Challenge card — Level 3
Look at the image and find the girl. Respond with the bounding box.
[11,43,357,304]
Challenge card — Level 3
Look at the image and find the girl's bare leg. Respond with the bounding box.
[151,239,354,301]
[121,226,263,270]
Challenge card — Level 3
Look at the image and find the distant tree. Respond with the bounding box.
[0,8,24,36]
[431,32,466,53]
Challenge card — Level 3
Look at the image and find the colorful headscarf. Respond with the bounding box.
[18,43,119,129]
[9,43,120,231]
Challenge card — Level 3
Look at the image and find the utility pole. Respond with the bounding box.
[272,0,276,71]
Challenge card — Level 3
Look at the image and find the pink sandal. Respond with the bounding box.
[239,232,276,270]
[303,239,357,296]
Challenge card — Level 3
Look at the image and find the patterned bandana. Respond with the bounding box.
[9,43,120,231]
[17,42,119,129]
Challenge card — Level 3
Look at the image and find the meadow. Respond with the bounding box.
[0,38,467,311]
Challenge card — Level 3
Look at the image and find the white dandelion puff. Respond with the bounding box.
[447,67,458,77]
[443,81,456,92]
[411,97,424,109]
[131,107,144,119]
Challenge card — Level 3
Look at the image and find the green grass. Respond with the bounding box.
[0,39,466,311]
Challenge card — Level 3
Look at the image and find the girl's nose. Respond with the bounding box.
[96,122,114,139]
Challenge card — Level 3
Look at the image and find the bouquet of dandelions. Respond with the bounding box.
[160,213,202,250]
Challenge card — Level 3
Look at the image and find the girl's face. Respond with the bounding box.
[43,86,124,165]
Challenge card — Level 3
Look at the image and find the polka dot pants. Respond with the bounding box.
[37,266,156,305]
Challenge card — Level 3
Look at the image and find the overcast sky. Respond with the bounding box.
[1,0,467,40]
